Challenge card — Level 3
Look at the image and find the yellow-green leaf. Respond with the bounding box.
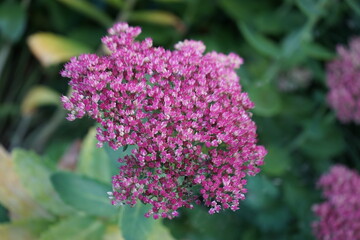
[103,225,124,240]
[27,33,91,67]
[130,11,185,32]
[13,149,75,216]
[39,215,105,240]
[0,220,51,240]
[21,86,60,116]
[0,146,52,221]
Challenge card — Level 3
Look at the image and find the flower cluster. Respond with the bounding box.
[327,37,360,124]
[312,165,360,240]
[61,22,266,219]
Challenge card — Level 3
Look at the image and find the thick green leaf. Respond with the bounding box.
[283,180,316,220]
[252,10,304,35]
[119,203,174,240]
[77,128,114,183]
[51,172,116,218]
[0,2,26,42]
[280,95,316,117]
[247,84,282,117]
[0,220,51,240]
[39,215,104,240]
[104,143,137,167]
[262,146,291,176]
[303,42,335,60]
[280,28,311,66]
[346,0,360,16]
[184,206,242,240]
[238,23,281,58]
[244,175,279,210]
[300,117,345,159]
[254,205,291,232]
[219,0,270,22]
[58,0,112,27]
[13,149,74,216]
[296,0,322,18]
[0,204,9,223]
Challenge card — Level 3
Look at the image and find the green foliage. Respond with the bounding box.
[77,127,115,183]
[0,219,52,240]
[247,83,282,117]
[262,146,291,176]
[239,23,281,58]
[57,0,113,27]
[12,149,74,216]
[51,172,116,218]
[0,1,26,42]
[119,203,174,240]
[1,0,359,239]
[0,204,9,223]
[39,215,105,240]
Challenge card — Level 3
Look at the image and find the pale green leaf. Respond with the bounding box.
[0,219,51,240]
[0,146,52,221]
[13,149,74,216]
[20,86,60,116]
[77,127,114,183]
[27,33,91,67]
[39,215,104,240]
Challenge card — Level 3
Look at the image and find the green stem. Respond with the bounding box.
[29,107,67,153]
[117,0,137,22]
[0,42,11,84]
[261,63,281,85]
[10,115,32,150]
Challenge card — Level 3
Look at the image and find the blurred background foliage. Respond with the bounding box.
[1,0,360,239]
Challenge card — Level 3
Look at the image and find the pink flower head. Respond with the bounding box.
[312,165,360,240]
[61,22,266,219]
[327,37,360,124]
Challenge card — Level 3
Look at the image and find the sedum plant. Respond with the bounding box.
[327,37,360,124]
[312,165,360,240]
[61,22,266,219]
